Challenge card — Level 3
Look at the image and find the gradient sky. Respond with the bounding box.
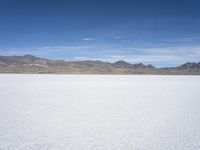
[0,0,200,67]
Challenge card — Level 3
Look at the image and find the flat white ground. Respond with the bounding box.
[0,75,200,150]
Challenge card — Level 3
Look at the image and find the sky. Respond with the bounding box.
[0,0,200,67]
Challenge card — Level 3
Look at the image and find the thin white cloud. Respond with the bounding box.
[74,56,89,60]
[0,45,199,67]
[83,38,93,41]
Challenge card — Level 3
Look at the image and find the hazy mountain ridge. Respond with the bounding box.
[0,55,199,75]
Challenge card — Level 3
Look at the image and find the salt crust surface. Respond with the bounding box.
[0,75,200,150]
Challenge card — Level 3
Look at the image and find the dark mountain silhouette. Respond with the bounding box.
[0,55,199,75]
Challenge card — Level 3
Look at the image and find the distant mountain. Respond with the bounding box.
[0,55,199,75]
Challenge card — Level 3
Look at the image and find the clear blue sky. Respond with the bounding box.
[0,0,200,67]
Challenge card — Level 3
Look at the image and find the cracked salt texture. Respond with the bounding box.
[0,75,200,150]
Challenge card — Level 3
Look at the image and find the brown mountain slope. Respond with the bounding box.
[0,55,199,75]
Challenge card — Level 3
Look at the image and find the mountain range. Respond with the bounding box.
[0,55,200,75]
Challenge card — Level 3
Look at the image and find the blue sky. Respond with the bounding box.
[0,0,200,67]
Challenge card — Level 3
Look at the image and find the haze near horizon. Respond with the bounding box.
[0,0,200,67]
